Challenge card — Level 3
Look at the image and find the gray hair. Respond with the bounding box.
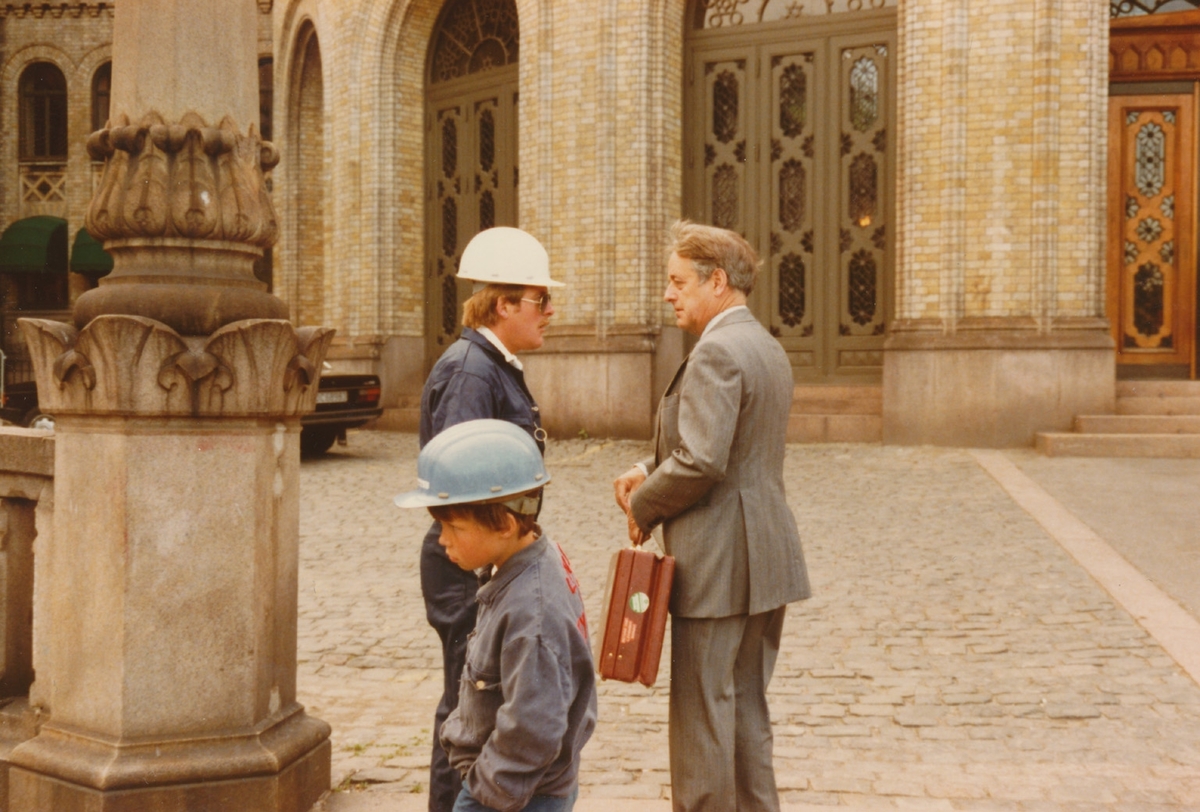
[667,220,759,295]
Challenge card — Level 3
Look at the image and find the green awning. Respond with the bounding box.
[70,227,113,277]
[0,216,67,274]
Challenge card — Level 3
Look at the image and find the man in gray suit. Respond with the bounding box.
[614,221,810,812]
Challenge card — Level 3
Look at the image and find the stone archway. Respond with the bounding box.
[423,0,520,364]
[289,22,326,327]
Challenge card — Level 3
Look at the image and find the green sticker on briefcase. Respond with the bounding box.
[628,592,650,614]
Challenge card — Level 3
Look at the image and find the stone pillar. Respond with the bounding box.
[7,1,333,809]
[883,0,1114,447]
[0,428,54,810]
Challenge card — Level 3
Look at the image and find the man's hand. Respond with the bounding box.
[613,466,647,514]
[627,512,648,546]
[614,466,649,546]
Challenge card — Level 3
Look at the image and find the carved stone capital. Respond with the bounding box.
[86,112,278,247]
[18,316,334,419]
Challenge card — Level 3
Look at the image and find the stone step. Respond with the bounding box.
[1036,432,1200,457]
[1116,380,1200,415]
[1116,396,1200,415]
[1074,414,1200,434]
[790,384,881,415]
[787,385,881,443]
[1117,380,1200,398]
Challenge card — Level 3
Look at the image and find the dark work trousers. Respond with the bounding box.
[420,522,481,812]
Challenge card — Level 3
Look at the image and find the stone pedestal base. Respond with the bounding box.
[882,321,1116,447]
[14,315,334,812]
[9,735,329,812]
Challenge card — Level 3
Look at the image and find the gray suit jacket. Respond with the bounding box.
[631,308,811,618]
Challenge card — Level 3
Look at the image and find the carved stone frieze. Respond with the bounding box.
[0,3,113,18]
[86,112,279,248]
[18,316,334,419]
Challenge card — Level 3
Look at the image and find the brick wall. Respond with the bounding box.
[896,0,1108,326]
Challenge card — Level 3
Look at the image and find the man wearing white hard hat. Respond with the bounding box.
[417,226,564,812]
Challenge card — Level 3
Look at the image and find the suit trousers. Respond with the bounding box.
[669,607,787,812]
[421,524,481,812]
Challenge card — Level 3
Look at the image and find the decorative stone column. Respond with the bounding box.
[6,1,333,809]
[883,0,1114,447]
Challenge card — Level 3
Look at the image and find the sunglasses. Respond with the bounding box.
[520,293,552,313]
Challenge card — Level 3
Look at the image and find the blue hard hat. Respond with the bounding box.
[394,419,549,511]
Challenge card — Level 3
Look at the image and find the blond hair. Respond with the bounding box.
[462,283,527,329]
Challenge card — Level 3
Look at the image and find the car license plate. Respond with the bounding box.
[316,390,349,404]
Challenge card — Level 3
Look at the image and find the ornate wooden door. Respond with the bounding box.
[685,9,895,382]
[424,0,519,364]
[1107,94,1196,373]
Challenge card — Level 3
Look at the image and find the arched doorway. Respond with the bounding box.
[291,24,326,326]
[424,0,519,363]
[683,0,895,382]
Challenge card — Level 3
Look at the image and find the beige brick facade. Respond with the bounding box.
[894,0,1108,326]
[0,4,113,277]
[0,0,1126,444]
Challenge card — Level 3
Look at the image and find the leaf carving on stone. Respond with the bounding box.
[158,350,233,393]
[169,124,220,239]
[291,326,337,396]
[53,349,97,391]
[83,111,278,247]
[217,123,261,243]
[123,123,169,236]
[285,353,316,392]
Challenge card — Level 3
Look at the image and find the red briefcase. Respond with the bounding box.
[594,546,675,687]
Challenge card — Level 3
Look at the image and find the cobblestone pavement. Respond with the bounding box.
[298,432,1200,810]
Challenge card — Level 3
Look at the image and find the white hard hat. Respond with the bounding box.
[458,227,564,288]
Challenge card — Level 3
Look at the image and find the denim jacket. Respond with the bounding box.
[440,535,597,812]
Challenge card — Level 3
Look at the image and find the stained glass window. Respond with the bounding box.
[1133,262,1165,337]
[713,165,739,230]
[442,117,457,178]
[430,0,519,84]
[848,249,877,326]
[849,153,877,228]
[779,254,806,327]
[780,65,806,138]
[849,58,879,133]
[713,72,739,144]
[1135,122,1165,198]
[479,108,495,172]
[779,159,806,232]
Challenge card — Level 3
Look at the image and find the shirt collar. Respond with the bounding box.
[477,535,547,605]
[476,326,523,371]
[701,304,748,339]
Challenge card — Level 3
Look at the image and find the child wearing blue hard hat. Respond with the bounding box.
[395,419,596,812]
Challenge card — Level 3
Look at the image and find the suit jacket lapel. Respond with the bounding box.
[653,356,688,467]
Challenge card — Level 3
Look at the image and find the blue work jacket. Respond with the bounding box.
[419,328,545,452]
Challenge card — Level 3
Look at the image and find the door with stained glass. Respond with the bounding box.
[685,3,895,382]
[1107,94,1196,373]
[424,0,519,364]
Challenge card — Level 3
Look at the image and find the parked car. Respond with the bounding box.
[0,380,38,427]
[0,369,383,456]
[300,371,384,455]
